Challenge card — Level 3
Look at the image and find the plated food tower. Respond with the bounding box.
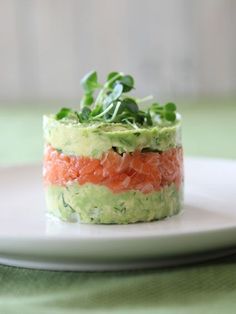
[43,71,183,224]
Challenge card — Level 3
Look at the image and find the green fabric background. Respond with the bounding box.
[0,100,236,314]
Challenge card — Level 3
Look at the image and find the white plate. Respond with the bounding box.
[0,158,236,271]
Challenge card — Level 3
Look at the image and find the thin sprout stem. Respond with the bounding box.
[136,95,154,104]
[91,103,114,119]
[94,89,105,107]
[123,119,139,129]
[104,72,124,89]
[94,72,123,107]
[107,102,122,122]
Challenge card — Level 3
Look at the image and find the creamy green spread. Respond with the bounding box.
[43,115,181,158]
[45,183,183,224]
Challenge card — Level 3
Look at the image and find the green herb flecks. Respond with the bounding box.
[55,71,178,127]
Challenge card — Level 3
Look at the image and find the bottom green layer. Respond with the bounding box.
[45,183,183,224]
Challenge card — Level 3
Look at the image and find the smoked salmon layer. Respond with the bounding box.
[43,145,183,194]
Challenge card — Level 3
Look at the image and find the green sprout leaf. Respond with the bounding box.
[107,72,120,82]
[120,98,138,113]
[107,72,118,81]
[90,104,103,117]
[81,107,91,121]
[164,111,176,122]
[106,72,122,89]
[165,102,176,112]
[150,102,162,112]
[118,75,134,92]
[81,94,94,106]
[56,70,178,127]
[80,71,100,94]
[146,110,153,126]
[55,107,72,120]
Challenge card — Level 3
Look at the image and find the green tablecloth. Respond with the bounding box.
[0,100,236,314]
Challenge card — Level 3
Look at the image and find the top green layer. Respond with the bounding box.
[43,115,181,158]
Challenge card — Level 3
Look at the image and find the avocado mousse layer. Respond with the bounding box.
[45,183,182,224]
[43,116,181,158]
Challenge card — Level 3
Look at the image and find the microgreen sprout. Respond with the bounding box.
[55,71,178,127]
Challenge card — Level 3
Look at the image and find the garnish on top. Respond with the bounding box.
[55,71,177,128]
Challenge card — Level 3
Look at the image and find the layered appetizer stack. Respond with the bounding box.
[43,71,183,224]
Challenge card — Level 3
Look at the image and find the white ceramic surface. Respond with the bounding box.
[0,157,236,271]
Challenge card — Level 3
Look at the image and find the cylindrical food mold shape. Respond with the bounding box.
[43,115,183,224]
